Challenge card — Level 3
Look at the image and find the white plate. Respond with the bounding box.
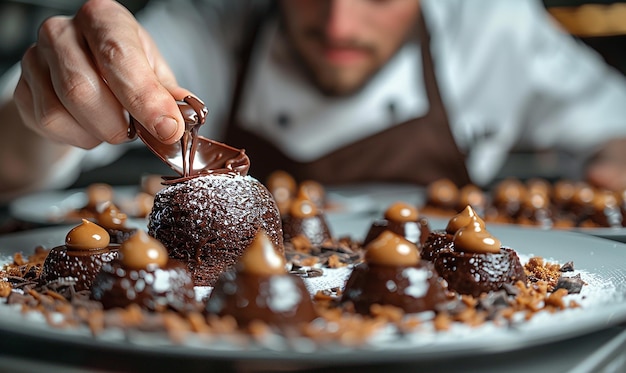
[1,218,626,371]
[13,183,626,244]
[8,186,142,224]
[325,183,424,219]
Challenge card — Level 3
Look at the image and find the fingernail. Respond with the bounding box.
[154,115,179,142]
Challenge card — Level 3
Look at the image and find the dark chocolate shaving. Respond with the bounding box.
[553,274,585,294]
[560,261,575,272]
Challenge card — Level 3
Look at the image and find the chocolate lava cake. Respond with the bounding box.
[363,202,430,248]
[91,231,196,311]
[281,196,332,247]
[148,174,283,287]
[342,230,448,314]
[205,230,316,327]
[39,219,118,291]
[422,206,527,297]
[94,202,137,244]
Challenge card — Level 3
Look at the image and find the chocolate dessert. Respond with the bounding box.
[265,171,328,217]
[205,230,316,327]
[342,230,448,315]
[65,183,115,221]
[589,189,623,227]
[457,184,488,217]
[421,178,460,216]
[91,231,196,311]
[133,96,283,287]
[363,202,430,248]
[94,202,137,244]
[39,219,118,291]
[422,177,625,229]
[299,180,326,209]
[421,205,479,261]
[149,174,283,287]
[282,191,332,247]
[423,206,527,297]
[266,170,297,215]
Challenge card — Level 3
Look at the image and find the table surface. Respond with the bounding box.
[0,325,624,373]
[0,148,624,372]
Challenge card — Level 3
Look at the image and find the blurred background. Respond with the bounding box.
[0,0,625,76]
[0,0,624,188]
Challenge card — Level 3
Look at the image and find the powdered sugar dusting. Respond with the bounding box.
[148,174,283,286]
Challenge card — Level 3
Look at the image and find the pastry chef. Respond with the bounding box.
[1,0,626,199]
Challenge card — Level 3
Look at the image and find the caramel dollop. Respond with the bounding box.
[237,230,286,276]
[365,230,420,267]
[522,192,550,211]
[267,170,297,196]
[133,192,155,218]
[267,171,297,215]
[458,184,487,211]
[553,180,576,205]
[453,218,501,254]
[299,180,325,208]
[527,178,551,197]
[494,178,526,205]
[593,189,620,211]
[119,230,168,270]
[383,202,419,223]
[85,183,114,210]
[141,174,165,196]
[65,219,110,250]
[572,183,595,207]
[427,178,459,208]
[289,197,318,219]
[446,205,485,234]
[96,202,128,229]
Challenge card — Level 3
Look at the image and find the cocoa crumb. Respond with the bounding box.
[13,253,26,266]
[0,280,11,297]
[433,313,452,331]
[369,304,404,323]
[186,312,211,334]
[290,235,312,252]
[545,288,568,310]
[247,320,271,339]
[162,312,189,344]
[327,254,347,268]
[87,309,105,336]
[525,257,561,288]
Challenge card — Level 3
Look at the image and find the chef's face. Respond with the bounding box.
[280,0,421,96]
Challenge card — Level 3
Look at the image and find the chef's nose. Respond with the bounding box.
[325,0,360,42]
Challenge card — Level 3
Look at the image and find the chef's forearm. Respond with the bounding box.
[0,99,72,199]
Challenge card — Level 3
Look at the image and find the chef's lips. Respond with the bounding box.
[128,95,249,183]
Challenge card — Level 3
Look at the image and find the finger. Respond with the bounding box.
[74,0,184,144]
[37,15,130,145]
[138,27,194,100]
[17,44,102,149]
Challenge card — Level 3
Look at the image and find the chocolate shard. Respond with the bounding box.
[560,261,575,272]
[554,274,585,294]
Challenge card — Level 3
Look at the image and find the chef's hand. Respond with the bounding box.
[14,0,191,149]
[586,138,626,193]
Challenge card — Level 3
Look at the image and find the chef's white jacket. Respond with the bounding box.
[2,0,626,189]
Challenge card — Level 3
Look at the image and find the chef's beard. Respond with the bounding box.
[283,24,397,97]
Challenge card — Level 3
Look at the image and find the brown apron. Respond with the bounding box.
[225,12,470,187]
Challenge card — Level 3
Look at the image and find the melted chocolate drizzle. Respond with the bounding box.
[128,95,249,184]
